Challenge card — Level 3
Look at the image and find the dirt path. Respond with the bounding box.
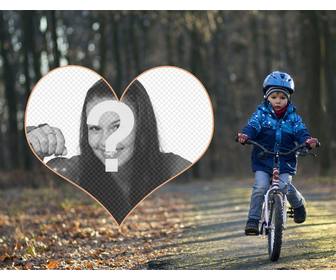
[1,178,335,269]
[147,178,336,269]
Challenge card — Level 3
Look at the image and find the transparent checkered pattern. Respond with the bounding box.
[138,67,213,163]
[26,66,101,158]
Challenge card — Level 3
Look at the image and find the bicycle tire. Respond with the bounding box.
[268,193,284,261]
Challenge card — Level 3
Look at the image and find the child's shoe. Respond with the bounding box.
[293,205,306,223]
[245,219,259,235]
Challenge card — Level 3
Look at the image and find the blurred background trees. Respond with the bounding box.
[0,11,335,187]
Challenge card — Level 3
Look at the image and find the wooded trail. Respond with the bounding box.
[1,177,335,269]
[147,178,336,269]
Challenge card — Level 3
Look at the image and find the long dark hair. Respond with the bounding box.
[78,79,165,217]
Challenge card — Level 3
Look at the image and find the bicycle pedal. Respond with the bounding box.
[287,207,294,218]
[260,222,267,235]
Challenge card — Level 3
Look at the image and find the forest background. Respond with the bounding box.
[0,11,335,186]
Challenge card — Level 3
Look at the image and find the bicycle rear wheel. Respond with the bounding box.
[268,193,284,261]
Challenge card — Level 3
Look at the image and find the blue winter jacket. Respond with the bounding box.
[242,101,311,175]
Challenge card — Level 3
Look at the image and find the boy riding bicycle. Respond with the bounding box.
[237,71,319,235]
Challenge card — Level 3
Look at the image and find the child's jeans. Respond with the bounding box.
[248,170,305,221]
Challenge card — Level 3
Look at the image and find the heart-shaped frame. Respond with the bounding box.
[25,66,214,225]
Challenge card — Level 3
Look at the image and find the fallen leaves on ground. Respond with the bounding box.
[0,184,194,269]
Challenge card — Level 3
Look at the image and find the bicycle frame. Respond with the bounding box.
[238,138,319,261]
[263,151,287,231]
[243,140,311,234]
[262,169,288,232]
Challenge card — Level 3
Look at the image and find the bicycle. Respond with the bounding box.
[240,139,319,261]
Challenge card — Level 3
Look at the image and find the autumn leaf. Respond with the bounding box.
[25,245,37,257]
[14,241,22,251]
[46,260,60,269]
[0,254,9,262]
[24,262,34,269]
[0,184,190,269]
[85,262,94,269]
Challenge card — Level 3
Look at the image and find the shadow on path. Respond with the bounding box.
[149,179,336,269]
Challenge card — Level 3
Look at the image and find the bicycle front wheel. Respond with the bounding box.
[268,193,284,261]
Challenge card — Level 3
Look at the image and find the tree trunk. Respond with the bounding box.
[188,17,212,179]
[250,12,262,84]
[129,13,140,74]
[49,11,60,68]
[301,11,331,176]
[21,11,36,170]
[0,11,19,169]
[262,13,272,72]
[99,12,107,76]
[318,11,332,176]
[164,12,174,65]
[111,13,123,96]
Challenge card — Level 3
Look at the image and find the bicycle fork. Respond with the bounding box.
[261,168,288,234]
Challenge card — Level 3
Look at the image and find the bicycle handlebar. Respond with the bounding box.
[235,137,320,157]
[245,140,307,156]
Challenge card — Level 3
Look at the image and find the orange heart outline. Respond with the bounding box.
[24,65,214,227]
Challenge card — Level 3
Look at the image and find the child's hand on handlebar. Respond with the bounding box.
[305,137,319,149]
[237,133,249,144]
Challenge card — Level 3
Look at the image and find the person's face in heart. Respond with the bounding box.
[86,97,136,169]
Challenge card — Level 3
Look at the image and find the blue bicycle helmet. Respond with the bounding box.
[263,71,295,95]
